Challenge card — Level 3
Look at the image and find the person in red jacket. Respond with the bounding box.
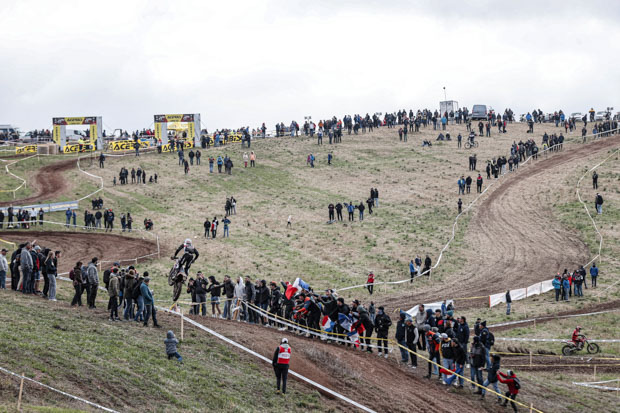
[572,326,586,349]
[366,272,375,295]
[497,370,519,412]
[272,338,291,394]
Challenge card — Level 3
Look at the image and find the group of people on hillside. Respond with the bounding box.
[115,166,156,185]
[2,241,61,301]
[552,263,600,301]
[203,216,230,238]
[0,207,44,229]
[327,188,379,223]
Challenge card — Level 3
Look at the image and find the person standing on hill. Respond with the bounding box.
[595,193,603,214]
[374,306,392,358]
[335,203,343,221]
[476,174,483,193]
[590,263,599,287]
[86,257,99,309]
[592,171,598,189]
[272,338,291,394]
[328,203,335,221]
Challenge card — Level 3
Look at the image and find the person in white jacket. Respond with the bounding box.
[0,248,8,289]
[232,277,246,321]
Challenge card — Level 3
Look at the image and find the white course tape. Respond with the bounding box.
[0,365,120,412]
[495,337,620,343]
[335,128,620,293]
[160,307,377,413]
[572,379,620,391]
[488,308,620,328]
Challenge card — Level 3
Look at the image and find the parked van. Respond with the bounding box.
[470,105,488,120]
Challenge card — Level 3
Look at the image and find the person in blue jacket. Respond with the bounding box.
[141,277,160,327]
[217,156,224,173]
[552,275,561,301]
[590,263,599,287]
[561,275,570,301]
[65,208,72,227]
[345,202,355,221]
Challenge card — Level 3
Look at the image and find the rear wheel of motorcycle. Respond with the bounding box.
[587,342,600,354]
[562,345,573,356]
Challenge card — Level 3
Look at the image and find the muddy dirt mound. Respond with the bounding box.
[0,158,78,206]
[384,136,620,311]
[0,231,156,272]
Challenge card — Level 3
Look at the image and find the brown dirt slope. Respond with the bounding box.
[385,135,620,310]
[0,231,157,272]
[0,158,76,206]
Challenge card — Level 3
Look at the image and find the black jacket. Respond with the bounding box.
[194,278,208,295]
[395,319,406,341]
[487,359,500,383]
[207,281,222,297]
[374,312,392,334]
[456,322,470,346]
[222,280,235,298]
[270,287,282,309]
[256,285,270,305]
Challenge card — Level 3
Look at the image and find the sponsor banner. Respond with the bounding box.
[110,140,150,152]
[161,139,194,152]
[63,142,95,153]
[187,121,195,139]
[155,122,163,141]
[53,125,61,144]
[89,124,98,141]
[15,145,37,155]
[0,200,78,214]
[154,114,195,123]
[53,117,97,125]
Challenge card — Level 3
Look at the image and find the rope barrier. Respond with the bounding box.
[572,378,620,391]
[0,365,120,412]
[488,308,620,328]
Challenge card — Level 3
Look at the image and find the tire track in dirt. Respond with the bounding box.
[0,158,77,206]
[1,231,156,272]
[384,136,620,310]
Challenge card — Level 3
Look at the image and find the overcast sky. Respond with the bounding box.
[1,0,619,132]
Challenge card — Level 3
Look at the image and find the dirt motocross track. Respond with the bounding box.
[1,231,157,272]
[385,135,620,310]
[0,158,77,206]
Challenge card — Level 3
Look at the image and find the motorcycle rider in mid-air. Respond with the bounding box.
[172,238,200,274]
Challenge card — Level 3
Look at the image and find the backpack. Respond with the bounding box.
[132,281,142,300]
[487,331,495,347]
[513,377,521,390]
[69,269,75,281]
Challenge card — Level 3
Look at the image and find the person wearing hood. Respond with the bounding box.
[123,269,136,320]
[497,370,520,412]
[404,318,419,368]
[269,282,282,328]
[164,330,182,363]
[272,338,291,394]
[470,336,486,392]
[395,311,410,364]
[256,279,270,325]
[108,270,120,321]
[374,306,392,358]
[352,300,374,353]
[481,354,502,403]
[233,276,245,321]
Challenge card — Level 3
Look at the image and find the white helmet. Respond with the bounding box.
[184,238,192,247]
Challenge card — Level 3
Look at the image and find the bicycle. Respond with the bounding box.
[464,140,479,149]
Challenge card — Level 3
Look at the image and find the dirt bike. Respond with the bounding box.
[464,140,479,149]
[562,335,600,356]
[168,257,187,302]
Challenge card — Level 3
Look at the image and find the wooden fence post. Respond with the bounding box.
[529,351,532,367]
[17,373,24,411]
